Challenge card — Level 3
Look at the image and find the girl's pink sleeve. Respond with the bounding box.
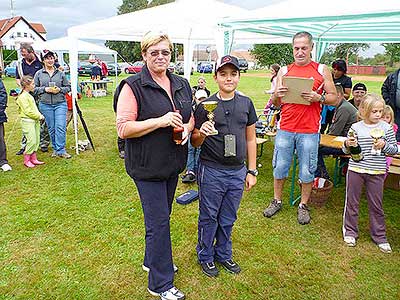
[116,84,138,138]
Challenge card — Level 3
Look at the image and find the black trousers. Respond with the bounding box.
[134,176,178,293]
[0,123,8,166]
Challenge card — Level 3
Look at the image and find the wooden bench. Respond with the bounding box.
[385,158,400,190]
[256,137,268,158]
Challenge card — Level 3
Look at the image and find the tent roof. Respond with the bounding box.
[220,0,400,43]
[67,0,276,45]
[33,37,116,54]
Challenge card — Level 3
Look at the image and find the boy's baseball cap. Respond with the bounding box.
[215,55,240,73]
[353,82,367,92]
[195,89,208,100]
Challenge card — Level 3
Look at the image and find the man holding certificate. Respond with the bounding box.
[263,31,337,225]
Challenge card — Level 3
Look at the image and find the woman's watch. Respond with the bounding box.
[247,169,258,177]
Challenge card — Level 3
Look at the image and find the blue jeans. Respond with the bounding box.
[186,137,201,173]
[196,163,246,263]
[39,102,68,155]
[273,129,319,183]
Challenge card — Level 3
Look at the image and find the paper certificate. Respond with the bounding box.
[281,76,314,105]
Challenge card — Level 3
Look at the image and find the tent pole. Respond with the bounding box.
[68,34,80,155]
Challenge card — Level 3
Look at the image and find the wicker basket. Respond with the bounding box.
[309,179,333,207]
[299,179,333,207]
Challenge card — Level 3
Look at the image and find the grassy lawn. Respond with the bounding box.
[0,72,399,300]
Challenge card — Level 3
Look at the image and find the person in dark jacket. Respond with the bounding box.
[381,68,400,141]
[116,32,193,300]
[0,78,12,171]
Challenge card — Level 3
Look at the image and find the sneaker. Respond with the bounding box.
[147,287,185,300]
[51,151,57,157]
[142,264,178,273]
[297,204,311,225]
[378,243,392,253]
[220,259,241,274]
[57,152,72,159]
[0,164,12,172]
[344,236,356,247]
[16,148,24,155]
[119,151,125,159]
[181,172,196,183]
[263,199,282,218]
[40,147,49,153]
[200,261,219,277]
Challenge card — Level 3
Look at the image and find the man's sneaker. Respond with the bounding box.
[57,152,72,159]
[181,172,196,183]
[147,287,185,300]
[297,204,311,225]
[263,199,282,218]
[40,147,49,153]
[16,148,24,155]
[220,259,241,274]
[378,243,392,253]
[51,151,57,157]
[0,164,12,172]
[142,264,178,273]
[200,261,219,277]
[119,151,125,159]
[344,236,356,247]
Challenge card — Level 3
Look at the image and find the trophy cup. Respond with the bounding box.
[202,100,219,135]
[370,128,384,155]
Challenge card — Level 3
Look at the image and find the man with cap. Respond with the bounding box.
[349,83,367,109]
[382,69,400,141]
[15,43,50,155]
[263,31,337,225]
[191,54,257,277]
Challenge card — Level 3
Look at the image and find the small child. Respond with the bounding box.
[181,89,208,183]
[382,105,399,175]
[342,94,398,253]
[15,75,45,168]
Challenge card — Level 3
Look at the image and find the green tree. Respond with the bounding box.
[382,43,400,67]
[320,43,369,65]
[250,44,293,68]
[105,0,174,63]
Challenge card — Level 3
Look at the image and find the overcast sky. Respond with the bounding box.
[0,0,383,56]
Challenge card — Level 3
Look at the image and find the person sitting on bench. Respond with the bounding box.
[315,84,358,179]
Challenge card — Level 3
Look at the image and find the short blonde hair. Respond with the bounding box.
[383,105,395,125]
[141,31,173,53]
[20,75,34,89]
[358,93,385,120]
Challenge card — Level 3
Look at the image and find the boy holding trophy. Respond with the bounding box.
[191,55,257,277]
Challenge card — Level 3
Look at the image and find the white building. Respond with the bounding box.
[0,16,46,50]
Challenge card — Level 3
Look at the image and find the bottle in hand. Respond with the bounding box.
[348,130,363,161]
[172,110,184,144]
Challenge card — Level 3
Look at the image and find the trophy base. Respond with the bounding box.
[209,130,219,136]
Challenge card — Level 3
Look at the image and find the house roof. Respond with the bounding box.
[0,16,46,40]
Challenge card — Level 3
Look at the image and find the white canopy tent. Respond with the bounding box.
[220,0,400,61]
[66,0,286,154]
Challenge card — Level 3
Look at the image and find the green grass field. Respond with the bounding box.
[0,71,399,300]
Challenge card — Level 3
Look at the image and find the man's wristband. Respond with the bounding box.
[319,94,326,103]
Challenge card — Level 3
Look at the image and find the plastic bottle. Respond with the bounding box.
[348,130,363,162]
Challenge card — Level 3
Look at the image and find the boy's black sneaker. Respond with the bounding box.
[200,261,219,277]
[220,259,241,274]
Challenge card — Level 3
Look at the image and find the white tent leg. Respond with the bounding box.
[68,36,80,155]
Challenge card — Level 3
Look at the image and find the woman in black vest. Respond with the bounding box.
[116,32,193,300]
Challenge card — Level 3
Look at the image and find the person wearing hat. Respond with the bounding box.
[181,89,208,183]
[263,31,337,225]
[191,54,257,277]
[382,69,400,141]
[349,82,367,109]
[34,50,72,159]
